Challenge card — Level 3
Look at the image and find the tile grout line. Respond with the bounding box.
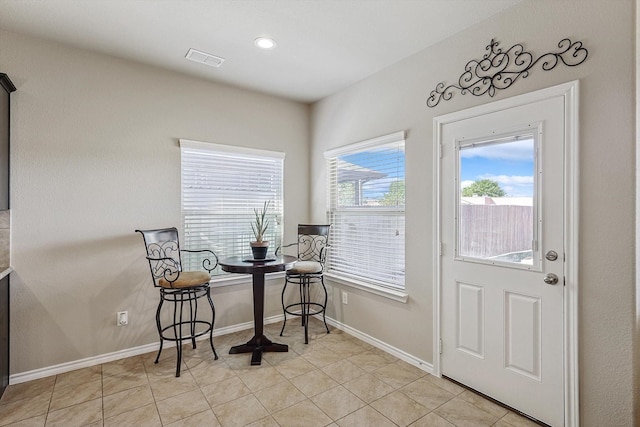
[142,357,165,427]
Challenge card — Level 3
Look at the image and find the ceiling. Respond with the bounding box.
[0,0,522,103]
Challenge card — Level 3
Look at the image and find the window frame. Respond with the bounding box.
[455,131,540,271]
[180,139,285,286]
[324,131,408,302]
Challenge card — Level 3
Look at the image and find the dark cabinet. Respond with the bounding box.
[0,74,13,210]
[0,73,14,398]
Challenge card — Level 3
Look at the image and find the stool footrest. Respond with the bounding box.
[154,286,218,377]
[158,320,214,342]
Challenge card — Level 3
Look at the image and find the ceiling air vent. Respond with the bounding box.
[185,48,225,68]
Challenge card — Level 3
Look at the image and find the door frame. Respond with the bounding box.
[432,81,580,426]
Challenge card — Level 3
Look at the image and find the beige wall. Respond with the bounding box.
[0,30,310,374]
[311,1,636,425]
[633,0,640,426]
[635,1,639,425]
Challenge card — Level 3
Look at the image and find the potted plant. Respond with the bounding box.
[250,200,270,259]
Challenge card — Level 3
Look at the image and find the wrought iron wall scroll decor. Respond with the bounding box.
[426,38,588,108]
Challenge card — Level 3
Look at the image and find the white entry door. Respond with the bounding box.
[439,93,567,426]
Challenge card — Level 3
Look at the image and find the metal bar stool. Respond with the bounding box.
[277,224,331,344]
[136,227,219,377]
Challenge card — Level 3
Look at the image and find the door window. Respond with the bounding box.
[457,133,538,269]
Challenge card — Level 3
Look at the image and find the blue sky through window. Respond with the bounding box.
[460,138,534,197]
[341,147,405,200]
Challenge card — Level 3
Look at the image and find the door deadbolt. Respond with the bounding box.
[543,273,559,285]
[545,250,558,261]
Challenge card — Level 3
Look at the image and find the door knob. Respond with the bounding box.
[543,273,559,285]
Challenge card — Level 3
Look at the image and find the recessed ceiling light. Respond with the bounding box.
[254,37,276,50]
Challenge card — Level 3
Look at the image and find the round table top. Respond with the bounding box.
[219,255,297,274]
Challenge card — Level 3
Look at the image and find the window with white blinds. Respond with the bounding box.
[180,139,284,277]
[325,131,405,290]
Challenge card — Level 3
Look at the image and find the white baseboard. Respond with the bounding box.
[323,316,433,374]
[10,313,432,384]
[10,314,285,385]
[10,342,160,385]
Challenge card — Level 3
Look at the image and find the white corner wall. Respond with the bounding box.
[0,30,310,375]
[311,1,635,425]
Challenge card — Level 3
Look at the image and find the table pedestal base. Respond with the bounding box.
[229,334,288,365]
[219,256,296,366]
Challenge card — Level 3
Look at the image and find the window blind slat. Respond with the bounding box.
[181,143,284,277]
[326,135,405,289]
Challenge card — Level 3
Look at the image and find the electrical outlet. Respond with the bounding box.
[117,311,128,326]
[342,291,348,305]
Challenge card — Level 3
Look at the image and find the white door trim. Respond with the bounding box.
[432,81,579,427]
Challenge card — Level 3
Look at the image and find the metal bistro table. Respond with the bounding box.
[219,255,297,365]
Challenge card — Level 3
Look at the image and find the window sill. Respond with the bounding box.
[324,272,409,303]
[210,271,285,288]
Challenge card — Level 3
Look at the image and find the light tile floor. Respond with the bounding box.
[0,318,541,427]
